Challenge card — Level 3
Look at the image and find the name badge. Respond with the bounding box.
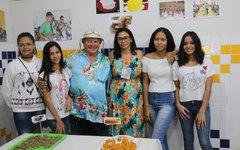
[121,67,131,79]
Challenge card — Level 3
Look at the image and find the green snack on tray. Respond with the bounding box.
[9,133,66,150]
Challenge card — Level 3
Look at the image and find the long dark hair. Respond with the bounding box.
[40,41,64,90]
[17,32,36,56]
[177,31,205,66]
[113,28,137,59]
[147,27,175,54]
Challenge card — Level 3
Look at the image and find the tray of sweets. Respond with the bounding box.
[9,133,66,150]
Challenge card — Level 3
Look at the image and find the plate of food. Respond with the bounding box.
[9,133,66,150]
[98,135,139,150]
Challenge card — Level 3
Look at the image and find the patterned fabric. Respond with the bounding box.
[109,55,144,137]
[65,49,110,123]
[172,57,214,102]
[2,56,45,112]
[39,68,72,120]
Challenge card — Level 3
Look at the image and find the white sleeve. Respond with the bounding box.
[142,57,147,73]
[66,68,72,78]
[205,57,215,77]
[39,71,44,79]
[1,64,14,108]
[36,58,43,71]
[172,61,179,81]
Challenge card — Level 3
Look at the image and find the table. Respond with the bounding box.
[0,133,162,150]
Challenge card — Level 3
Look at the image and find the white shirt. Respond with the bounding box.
[172,57,215,102]
[39,68,72,120]
[1,56,45,112]
[142,57,176,92]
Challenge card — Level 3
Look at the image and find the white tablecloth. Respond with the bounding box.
[0,133,162,150]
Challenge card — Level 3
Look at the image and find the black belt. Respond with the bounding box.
[181,100,202,104]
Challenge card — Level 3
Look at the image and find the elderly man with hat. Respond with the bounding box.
[38,11,58,41]
[66,29,110,136]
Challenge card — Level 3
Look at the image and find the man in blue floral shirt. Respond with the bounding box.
[66,29,110,136]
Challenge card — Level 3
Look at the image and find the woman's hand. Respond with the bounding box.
[196,111,206,129]
[64,96,72,111]
[176,103,190,120]
[144,108,152,122]
[56,119,65,134]
[167,50,177,64]
[38,77,49,92]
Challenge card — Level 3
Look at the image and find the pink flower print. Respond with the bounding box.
[203,66,208,70]
[76,95,88,110]
[83,64,91,77]
[101,112,107,118]
[89,103,98,113]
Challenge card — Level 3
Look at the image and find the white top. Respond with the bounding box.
[142,57,176,92]
[1,56,45,112]
[39,68,72,120]
[172,57,215,102]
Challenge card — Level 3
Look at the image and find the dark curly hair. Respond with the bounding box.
[177,31,205,66]
[40,41,64,90]
[147,27,175,54]
[113,28,137,59]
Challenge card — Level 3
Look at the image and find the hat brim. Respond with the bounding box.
[82,36,103,41]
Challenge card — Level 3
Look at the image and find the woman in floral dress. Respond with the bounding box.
[108,28,144,137]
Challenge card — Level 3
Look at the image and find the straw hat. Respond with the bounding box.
[82,29,103,41]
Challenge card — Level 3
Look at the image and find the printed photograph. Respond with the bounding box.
[159,1,185,20]
[0,10,7,42]
[110,16,132,32]
[96,0,120,14]
[123,0,148,12]
[34,9,72,41]
[193,0,220,18]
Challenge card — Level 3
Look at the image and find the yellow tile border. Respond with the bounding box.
[220,64,230,73]
[221,45,231,54]
[210,55,220,64]
[231,55,240,64]
[213,74,220,83]
[231,45,240,54]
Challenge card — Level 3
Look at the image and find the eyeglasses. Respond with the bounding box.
[117,36,130,42]
[18,43,34,48]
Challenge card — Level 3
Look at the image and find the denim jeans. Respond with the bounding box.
[13,109,46,136]
[148,92,176,150]
[70,115,108,136]
[179,101,212,150]
[47,116,71,134]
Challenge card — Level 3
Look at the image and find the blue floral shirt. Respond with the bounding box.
[65,49,110,123]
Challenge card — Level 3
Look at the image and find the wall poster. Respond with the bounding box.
[193,0,220,18]
[0,10,7,42]
[34,9,72,41]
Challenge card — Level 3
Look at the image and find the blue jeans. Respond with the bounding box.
[179,101,212,150]
[148,92,176,150]
[70,115,108,136]
[47,116,71,134]
[13,110,46,135]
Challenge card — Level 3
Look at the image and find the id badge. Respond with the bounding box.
[121,67,131,79]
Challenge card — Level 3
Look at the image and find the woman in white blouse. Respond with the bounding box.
[142,27,177,150]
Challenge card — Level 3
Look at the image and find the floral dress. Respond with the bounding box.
[109,55,144,137]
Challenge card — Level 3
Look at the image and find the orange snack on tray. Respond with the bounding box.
[101,136,136,150]
[104,117,121,124]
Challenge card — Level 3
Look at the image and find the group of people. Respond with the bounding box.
[2,26,214,150]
